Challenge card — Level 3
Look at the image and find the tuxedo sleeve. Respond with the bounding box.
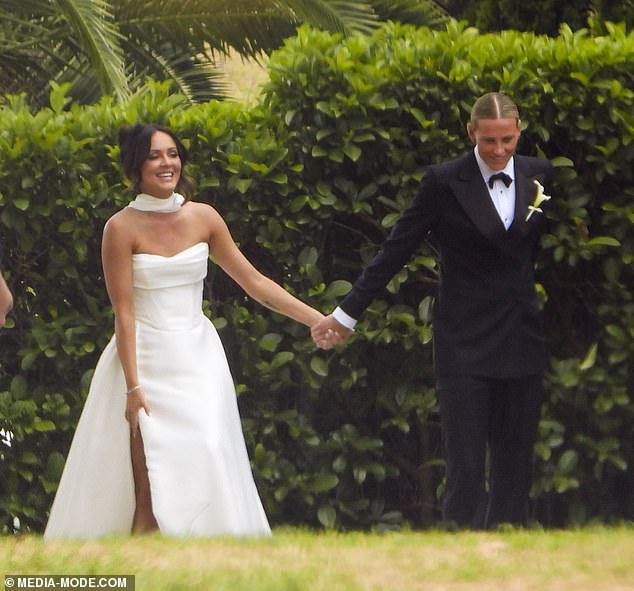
[339,169,442,319]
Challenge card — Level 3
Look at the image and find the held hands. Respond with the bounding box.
[311,314,352,350]
[125,387,151,437]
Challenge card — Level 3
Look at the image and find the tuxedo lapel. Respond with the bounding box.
[447,153,546,254]
[507,156,546,244]
[513,164,533,229]
[448,153,510,250]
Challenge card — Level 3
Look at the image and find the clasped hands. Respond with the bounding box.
[311,314,352,350]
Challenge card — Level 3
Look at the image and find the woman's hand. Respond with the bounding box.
[125,388,151,437]
[311,314,352,349]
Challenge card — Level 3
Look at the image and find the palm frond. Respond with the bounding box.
[278,0,379,34]
[368,0,449,27]
[122,42,228,103]
[54,0,129,99]
[114,0,296,58]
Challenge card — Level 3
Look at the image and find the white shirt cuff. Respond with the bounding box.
[332,307,357,330]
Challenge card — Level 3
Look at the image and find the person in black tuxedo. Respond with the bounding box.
[312,92,554,529]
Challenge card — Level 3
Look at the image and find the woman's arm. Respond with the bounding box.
[101,213,150,433]
[0,271,13,327]
[207,207,323,328]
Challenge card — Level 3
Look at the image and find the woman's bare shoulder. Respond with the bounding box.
[184,200,225,223]
[184,200,216,212]
[106,204,135,221]
[103,206,136,238]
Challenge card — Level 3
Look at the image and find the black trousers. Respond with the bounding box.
[436,373,544,529]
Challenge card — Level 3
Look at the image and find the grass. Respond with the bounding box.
[2,526,634,590]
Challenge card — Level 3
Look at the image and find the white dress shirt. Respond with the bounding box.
[474,146,516,231]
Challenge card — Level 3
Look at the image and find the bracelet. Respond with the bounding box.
[126,385,142,395]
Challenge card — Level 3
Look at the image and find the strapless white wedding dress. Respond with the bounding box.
[44,242,271,539]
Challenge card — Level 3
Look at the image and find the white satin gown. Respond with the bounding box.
[44,242,271,539]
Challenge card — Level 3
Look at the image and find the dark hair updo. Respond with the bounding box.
[117,123,195,201]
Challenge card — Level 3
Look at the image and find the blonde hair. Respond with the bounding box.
[469,92,520,127]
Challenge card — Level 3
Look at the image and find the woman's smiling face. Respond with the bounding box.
[139,131,182,198]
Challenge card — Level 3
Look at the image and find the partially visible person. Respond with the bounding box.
[0,271,13,327]
[313,92,554,529]
[45,123,324,540]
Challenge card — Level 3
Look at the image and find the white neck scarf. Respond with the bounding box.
[128,192,185,213]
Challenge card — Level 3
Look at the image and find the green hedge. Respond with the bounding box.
[1,21,633,532]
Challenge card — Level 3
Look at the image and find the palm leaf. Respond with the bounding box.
[0,0,129,103]
[54,0,129,99]
[277,0,379,34]
[113,0,296,58]
[368,0,449,27]
[123,43,228,103]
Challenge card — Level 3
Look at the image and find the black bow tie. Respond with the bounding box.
[488,172,512,188]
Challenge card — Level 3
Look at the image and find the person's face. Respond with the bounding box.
[139,131,182,198]
[468,117,521,171]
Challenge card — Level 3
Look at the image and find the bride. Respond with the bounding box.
[44,123,325,539]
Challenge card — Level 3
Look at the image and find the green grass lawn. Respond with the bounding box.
[2,526,634,590]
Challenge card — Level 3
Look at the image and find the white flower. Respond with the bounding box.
[526,179,551,221]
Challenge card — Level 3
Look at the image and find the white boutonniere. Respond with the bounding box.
[525,179,551,221]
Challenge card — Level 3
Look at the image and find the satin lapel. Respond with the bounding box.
[512,156,535,234]
[448,153,510,248]
[508,156,541,241]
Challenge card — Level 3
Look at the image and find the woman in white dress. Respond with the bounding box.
[44,123,325,539]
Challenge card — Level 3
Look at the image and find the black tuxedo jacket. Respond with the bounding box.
[339,152,554,379]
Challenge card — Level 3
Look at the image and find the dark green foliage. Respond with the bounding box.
[1,21,633,532]
[442,0,634,36]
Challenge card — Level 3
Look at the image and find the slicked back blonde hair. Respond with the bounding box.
[469,92,520,128]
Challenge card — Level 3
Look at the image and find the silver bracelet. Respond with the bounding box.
[126,384,142,395]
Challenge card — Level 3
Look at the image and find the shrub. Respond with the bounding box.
[1,21,633,532]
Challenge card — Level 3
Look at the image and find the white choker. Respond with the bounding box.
[128,192,185,213]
